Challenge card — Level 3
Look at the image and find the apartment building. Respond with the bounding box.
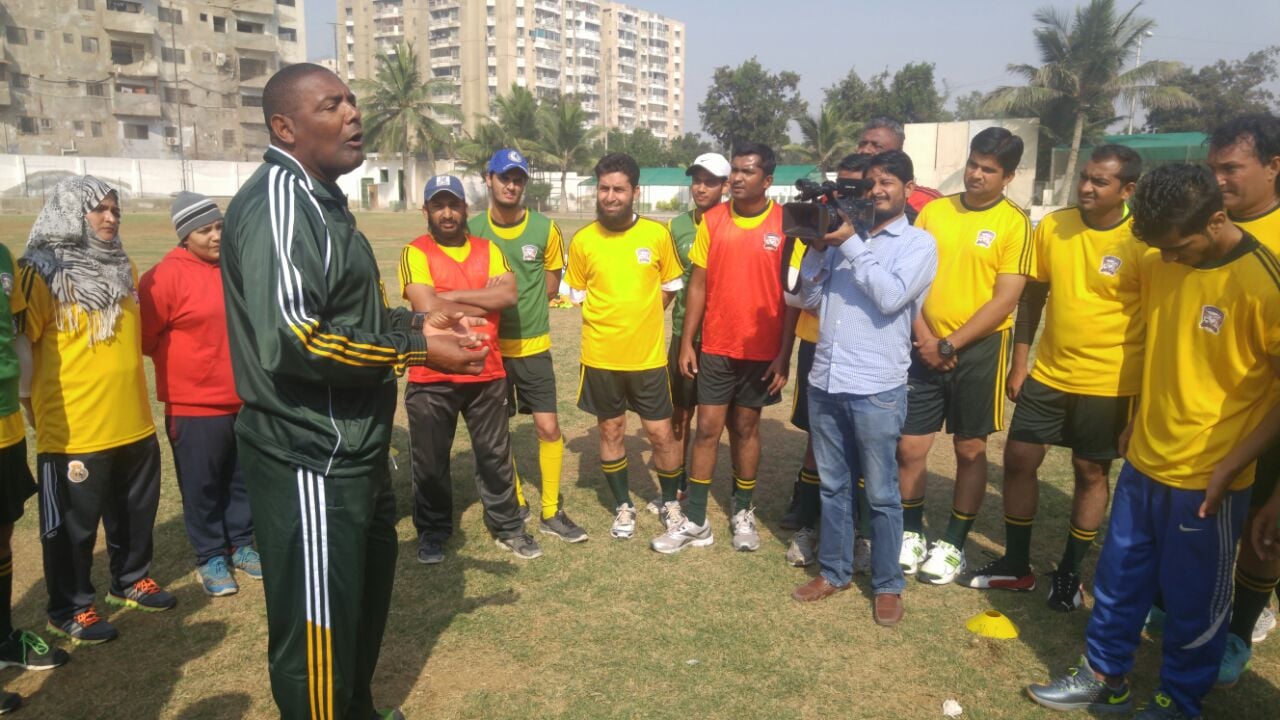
[0,0,307,161]
[340,0,684,139]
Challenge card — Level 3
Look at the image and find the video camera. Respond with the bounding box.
[781,177,876,241]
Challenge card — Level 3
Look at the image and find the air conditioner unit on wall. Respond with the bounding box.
[216,53,228,66]
[166,137,180,146]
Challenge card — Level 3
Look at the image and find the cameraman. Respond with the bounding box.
[789,151,937,627]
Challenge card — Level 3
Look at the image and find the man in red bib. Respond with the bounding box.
[399,175,543,564]
[655,143,791,554]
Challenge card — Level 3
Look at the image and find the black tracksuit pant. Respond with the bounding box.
[405,380,523,543]
[166,413,254,565]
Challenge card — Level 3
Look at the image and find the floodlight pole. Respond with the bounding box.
[1126,31,1153,135]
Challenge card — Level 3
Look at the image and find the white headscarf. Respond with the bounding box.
[23,176,135,345]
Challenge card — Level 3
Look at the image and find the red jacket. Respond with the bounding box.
[139,247,241,416]
[908,185,943,213]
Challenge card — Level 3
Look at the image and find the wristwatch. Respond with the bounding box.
[937,338,956,359]
[411,312,427,332]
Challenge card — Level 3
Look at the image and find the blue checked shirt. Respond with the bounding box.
[799,214,938,396]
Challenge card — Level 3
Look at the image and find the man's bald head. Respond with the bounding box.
[262,63,340,136]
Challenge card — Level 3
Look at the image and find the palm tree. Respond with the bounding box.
[353,42,462,210]
[534,94,600,212]
[785,104,856,174]
[454,120,510,174]
[493,85,541,152]
[981,0,1195,203]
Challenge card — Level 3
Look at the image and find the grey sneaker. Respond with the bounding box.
[539,510,588,543]
[610,503,637,539]
[417,538,445,565]
[659,500,685,529]
[786,527,817,567]
[853,535,872,575]
[1026,656,1132,713]
[496,533,543,560]
[651,518,714,554]
[730,507,760,552]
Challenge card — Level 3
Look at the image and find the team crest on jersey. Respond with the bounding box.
[636,247,652,264]
[0,273,11,296]
[975,230,996,248]
[1199,305,1225,335]
[1098,255,1122,276]
[67,461,89,484]
[521,244,539,262]
[763,233,782,251]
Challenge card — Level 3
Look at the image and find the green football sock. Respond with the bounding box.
[656,466,683,504]
[855,478,871,537]
[1004,514,1034,571]
[733,476,756,512]
[1058,523,1097,574]
[797,468,821,530]
[685,477,712,525]
[902,496,925,534]
[942,507,977,549]
[601,457,630,508]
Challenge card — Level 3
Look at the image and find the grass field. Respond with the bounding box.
[0,210,1275,719]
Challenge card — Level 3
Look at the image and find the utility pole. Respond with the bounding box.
[1126,30,1154,135]
[168,1,188,190]
[328,21,342,79]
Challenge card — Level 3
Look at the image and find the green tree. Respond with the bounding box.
[824,69,877,125]
[664,132,714,166]
[354,42,461,210]
[785,104,857,174]
[534,93,600,212]
[881,62,951,123]
[1145,47,1280,133]
[699,57,807,151]
[982,0,1195,203]
[596,128,667,167]
[454,120,509,174]
[493,84,541,151]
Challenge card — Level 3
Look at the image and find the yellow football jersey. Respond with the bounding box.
[1235,205,1280,255]
[19,263,155,454]
[917,194,1033,338]
[0,413,22,450]
[564,218,683,371]
[1028,208,1149,397]
[786,238,819,343]
[1127,236,1280,491]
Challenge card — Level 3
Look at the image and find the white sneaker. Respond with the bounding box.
[644,497,663,515]
[1253,606,1277,644]
[610,503,637,540]
[659,500,685,529]
[650,518,714,554]
[786,527,817,567]
[730,507,761,552]
[853,535,872,575]
[899,531,927,575]
[918,540,966,585]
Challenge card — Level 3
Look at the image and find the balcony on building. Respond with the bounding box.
[111,45,161,79]
[112,89,162,118]
[234,28,278,53]
[0,83,10,107]
[103,1,158,36]
[239,105,265,125]
[238,55,275,88]
[375,4,404,20]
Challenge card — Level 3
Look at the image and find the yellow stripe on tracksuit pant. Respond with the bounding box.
[238,442,399,720]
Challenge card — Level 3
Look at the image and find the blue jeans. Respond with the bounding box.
[809,384,907,592]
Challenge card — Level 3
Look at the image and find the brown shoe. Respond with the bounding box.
[874,593,905,626]
[792,575,849,603]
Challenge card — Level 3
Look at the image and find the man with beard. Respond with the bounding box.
[469,149,586,543]
[564,153,686,541]
[658,143,791,554]
[221,64,490,720]
[401,174,543,564]
[645,152,730,525]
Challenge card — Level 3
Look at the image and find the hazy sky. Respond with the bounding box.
[305,0,1280,135]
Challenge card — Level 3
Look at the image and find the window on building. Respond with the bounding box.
[223,129,235,146]
[345,7,353,17]
[17,118,37,134]
[0,66,6,82]
[82,36,99,53]
[241,94,264,108]
[106,0,142,13]
[164,126,178,139]
[78,0,95,9]
[38,118,53,131]
[380,169,390,183]
[163,87,190,103]
[110,41,139,65]
[277,0,296,6]
[161,47,185,64]
[74,121,86,137]
[63,32,74,43]
[201,52,212,63]
[86,81,108,97]
[91,122,104,137]
[123,124,149,140]
[213,16,226,33]
[237,21,264,34]
[10,74,28,90]
[239,57,268,80]
[33,30,44,41]
[157,7,183,24]
[5,27,27,46]
[222,93,237,108]
[279,27,297,42]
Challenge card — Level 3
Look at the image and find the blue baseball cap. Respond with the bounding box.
[487,148,530,176]
[423,174,466,203]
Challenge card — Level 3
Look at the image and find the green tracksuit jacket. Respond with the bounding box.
[222,146,427,476]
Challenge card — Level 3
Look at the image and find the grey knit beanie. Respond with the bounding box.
[171,191,223,244]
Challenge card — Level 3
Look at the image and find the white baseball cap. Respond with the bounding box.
[686,152,731,180]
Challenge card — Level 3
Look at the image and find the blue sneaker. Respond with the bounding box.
[231,545,263,580]
[195,557,238,597]
[1216,633,1250,688]
[1134,691,1198,719]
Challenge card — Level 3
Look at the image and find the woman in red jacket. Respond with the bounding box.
[139,192,259,597]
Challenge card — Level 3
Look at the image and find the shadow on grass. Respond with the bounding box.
[173,692,252,719]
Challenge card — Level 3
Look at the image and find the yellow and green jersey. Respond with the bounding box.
[1127,234,1280,491]
[1235,204,1280,255]
[1028,207,1149,397]
[917,194,1033,338]
[468,209,563,358]
[668,210,700,341]
[0,243,24,449]
[564,218,683,371]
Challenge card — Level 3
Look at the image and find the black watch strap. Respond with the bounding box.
[411,312,426,331]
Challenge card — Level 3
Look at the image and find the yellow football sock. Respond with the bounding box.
[512,456,527,508]
[539,436,565,520]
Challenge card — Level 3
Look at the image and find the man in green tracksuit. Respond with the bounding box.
[221,64,489,720]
